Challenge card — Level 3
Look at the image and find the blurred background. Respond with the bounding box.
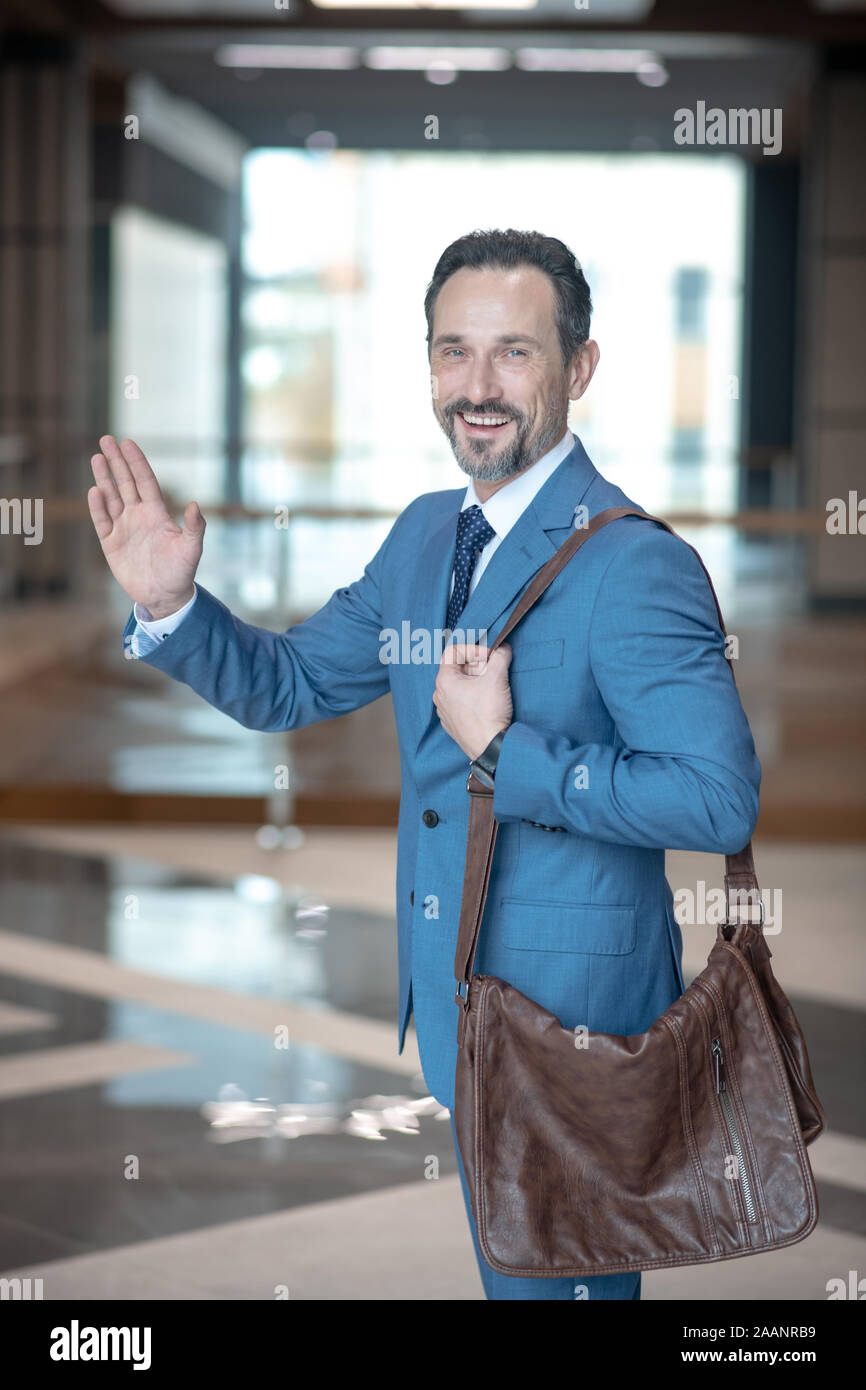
[0,0,863,1300]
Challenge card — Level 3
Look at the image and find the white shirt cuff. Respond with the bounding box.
[133,585,198,640]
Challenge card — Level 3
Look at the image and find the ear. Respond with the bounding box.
[568,339,600,402]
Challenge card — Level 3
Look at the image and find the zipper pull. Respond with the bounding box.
[712,1037,726,1093]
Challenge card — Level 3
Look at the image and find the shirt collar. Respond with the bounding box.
[461,428,575,539]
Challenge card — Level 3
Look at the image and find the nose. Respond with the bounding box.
[463,359,504,409]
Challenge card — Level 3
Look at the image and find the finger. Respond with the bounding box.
[434,663,460,689]
[181,498,206,538]
[99,434,141,506]
[117,437,164,504]
[90,452,124,521]
[491,643,513,668]
[442,642,487,667]
[462,643,489,662]
[87,483,114,540]
[464,645,492,676]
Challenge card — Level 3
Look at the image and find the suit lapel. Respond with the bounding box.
[409,435,600,755]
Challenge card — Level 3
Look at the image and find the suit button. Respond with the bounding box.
[410,890,414,905]
[422,809,439,828]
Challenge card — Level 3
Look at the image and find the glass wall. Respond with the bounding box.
[105,154,748,620]
[239,148,746,614]
[109,207,229,508]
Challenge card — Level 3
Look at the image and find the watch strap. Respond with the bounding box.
[472,729,506,778]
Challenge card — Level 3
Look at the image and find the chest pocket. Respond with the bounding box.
[507,637,564,673]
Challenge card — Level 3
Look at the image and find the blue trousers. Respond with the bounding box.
[450,1115,641,1301]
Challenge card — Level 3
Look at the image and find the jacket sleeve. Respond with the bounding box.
[122,514,405,733]
[491,520,761,854]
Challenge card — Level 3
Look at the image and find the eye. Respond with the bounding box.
[506,348,527,357]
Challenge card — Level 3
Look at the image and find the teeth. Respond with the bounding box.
[461,413,510,426]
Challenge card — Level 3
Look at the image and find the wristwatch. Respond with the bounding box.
[468,729,507,790]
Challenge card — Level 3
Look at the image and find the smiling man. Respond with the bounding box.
[430,256,593,486]
[88,228,760,1303]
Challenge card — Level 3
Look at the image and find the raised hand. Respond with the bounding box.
[88,436,205,619]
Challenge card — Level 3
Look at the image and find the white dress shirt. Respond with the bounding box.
[447,427,575,605]
[133,428,576,647]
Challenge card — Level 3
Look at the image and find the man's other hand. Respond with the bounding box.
[433,642,513,759]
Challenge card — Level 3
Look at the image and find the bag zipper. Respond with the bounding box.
[711,1037,758,1224]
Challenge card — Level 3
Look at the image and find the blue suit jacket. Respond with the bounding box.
[122,436,761,1109]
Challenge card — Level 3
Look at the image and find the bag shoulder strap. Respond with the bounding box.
[454,505,760,1005]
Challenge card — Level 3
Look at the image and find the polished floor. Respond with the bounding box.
[0,823,863,1299]
[0,550,864,1298]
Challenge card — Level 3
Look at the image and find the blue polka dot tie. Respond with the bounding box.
[446,504,497,631]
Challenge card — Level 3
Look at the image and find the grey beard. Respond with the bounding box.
[453,442,527,483]
[449,408,567,483]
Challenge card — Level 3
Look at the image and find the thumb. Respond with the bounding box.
[182,500,206,538]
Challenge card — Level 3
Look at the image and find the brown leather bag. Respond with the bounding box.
[453,506,825,1278]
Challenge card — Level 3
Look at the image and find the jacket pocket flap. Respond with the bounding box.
[498,897,637,955]
[507,637,564,672]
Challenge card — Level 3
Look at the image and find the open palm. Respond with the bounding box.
[88,436,205,617]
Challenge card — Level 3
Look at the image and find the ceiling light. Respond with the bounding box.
[313,0,536,8]
[216,44,360,69]
[365,46,512,71]
[517,48,660,73]
[636,60,669,87]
